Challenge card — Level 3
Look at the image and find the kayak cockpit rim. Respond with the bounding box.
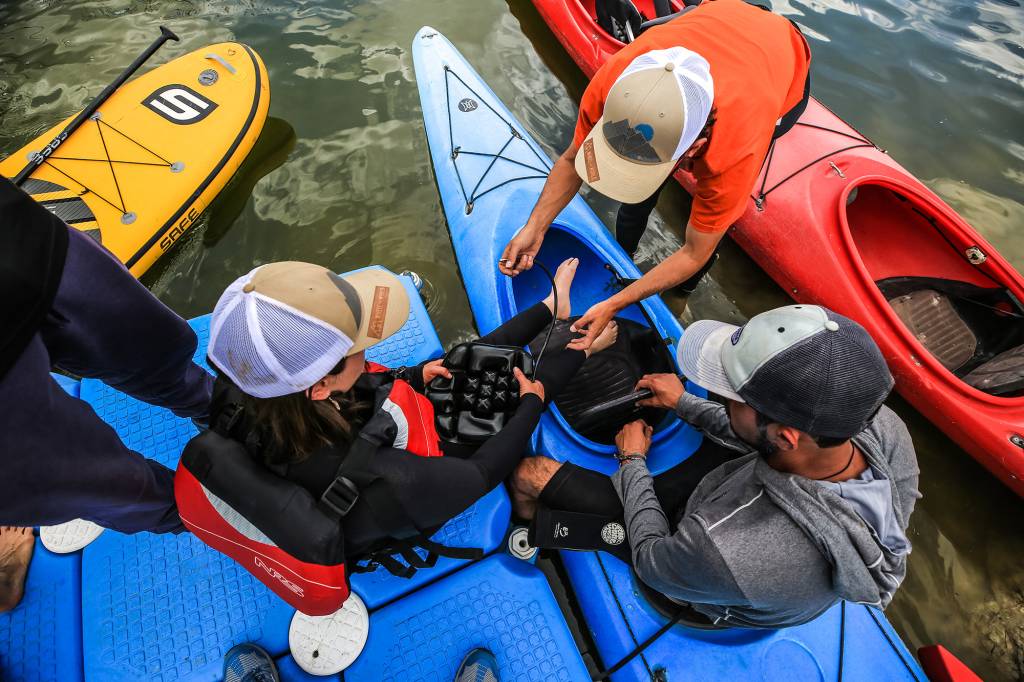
[837,174,1024,406]
[499,220,690,452]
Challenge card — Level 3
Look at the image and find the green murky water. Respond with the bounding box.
[1,0,1022,678]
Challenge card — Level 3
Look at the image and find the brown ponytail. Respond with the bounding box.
[240,388,372,466]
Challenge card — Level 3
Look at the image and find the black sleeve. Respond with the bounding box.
[366,394,545,529]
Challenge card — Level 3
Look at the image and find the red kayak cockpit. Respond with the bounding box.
[841,178,1024,400]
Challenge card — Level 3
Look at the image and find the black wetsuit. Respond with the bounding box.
[276,302,584,557]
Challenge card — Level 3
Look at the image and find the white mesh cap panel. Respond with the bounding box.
[618,47,714,160]
[254,295,350,379]
[210,294,282,395]
[209,267,355,398]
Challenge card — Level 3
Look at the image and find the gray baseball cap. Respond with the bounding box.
[677,305,894,439]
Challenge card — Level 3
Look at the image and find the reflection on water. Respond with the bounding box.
[0,0,1021,679]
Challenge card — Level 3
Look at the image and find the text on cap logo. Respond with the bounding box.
[582,139,600,183]
[368,286,390,339]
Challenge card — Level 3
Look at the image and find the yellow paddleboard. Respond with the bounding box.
[1,43,269,277]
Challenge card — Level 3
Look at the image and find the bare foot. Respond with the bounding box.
[0,527,34,613]
[586,320,618,357]
[542,257,578,320]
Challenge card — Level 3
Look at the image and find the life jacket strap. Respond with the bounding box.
[417,538,483,561]
[319,475,360,520]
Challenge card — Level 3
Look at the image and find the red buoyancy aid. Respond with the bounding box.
[363,361,442,458]
[175,366,470,616]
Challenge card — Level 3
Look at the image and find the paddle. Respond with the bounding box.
[13,25,180,187]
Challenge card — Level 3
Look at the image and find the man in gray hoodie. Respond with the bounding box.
[511,304,920,628]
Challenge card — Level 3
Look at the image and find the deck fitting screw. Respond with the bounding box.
[1011,434,1024,448]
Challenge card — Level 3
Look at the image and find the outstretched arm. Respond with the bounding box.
[569,224,725,351]
[499,143,582,276]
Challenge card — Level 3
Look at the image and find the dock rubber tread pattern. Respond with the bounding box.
[0,540,83,682]
[82,531,292,682]
[345,554,590,681]
[349,485,511,610]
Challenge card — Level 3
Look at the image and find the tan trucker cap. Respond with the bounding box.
[208,262,410,398]
[575,46,714,204]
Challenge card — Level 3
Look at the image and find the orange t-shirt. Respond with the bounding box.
[573,0,811,233]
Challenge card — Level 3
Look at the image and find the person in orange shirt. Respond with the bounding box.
[499,0,811,350]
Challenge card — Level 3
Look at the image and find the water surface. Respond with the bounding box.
[1,0,1021,679]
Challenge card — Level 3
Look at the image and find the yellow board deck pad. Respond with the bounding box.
[1,42,270,277]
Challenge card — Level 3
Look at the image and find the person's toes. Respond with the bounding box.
[0,526,34,613]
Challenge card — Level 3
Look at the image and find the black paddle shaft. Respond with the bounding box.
[12,25,180,187]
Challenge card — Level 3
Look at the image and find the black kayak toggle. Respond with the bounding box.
[426,342,535,444]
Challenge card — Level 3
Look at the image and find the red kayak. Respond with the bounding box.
[531,0,1024,496]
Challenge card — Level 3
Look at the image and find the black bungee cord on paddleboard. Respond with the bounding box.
[13,26,180,187]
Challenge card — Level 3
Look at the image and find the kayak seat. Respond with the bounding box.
[596,0,646,43]
[888,289,977,372]
[962,344,1024,397]
[530,317,671,444]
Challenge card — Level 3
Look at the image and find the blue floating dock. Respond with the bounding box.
[560,550,927,681]
[346,554,590,681]
[0,540,83,682]
[350,485,511,610]
[81,531,294,682]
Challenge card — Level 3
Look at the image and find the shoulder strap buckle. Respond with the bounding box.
[320,475,360,519]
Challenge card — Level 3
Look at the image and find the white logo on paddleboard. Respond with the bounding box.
[143,84,218,124]
[601,522,626,546]
[254,557,304,596]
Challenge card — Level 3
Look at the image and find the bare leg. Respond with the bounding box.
[510,456,565,520]
[541,257,579,320]
[0,527,34,613]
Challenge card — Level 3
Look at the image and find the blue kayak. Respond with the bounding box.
[413,26,927,682]
[412,26,703,476]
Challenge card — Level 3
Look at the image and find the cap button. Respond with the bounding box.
[664,62,675,72]
[243,283,255,293]
[824,320,840,332]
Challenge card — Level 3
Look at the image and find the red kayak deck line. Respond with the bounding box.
[531,0,1024,496]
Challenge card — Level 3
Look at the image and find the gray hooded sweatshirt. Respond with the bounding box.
[611,393,921,628]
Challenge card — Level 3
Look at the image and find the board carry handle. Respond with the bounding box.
[13,25,180,186]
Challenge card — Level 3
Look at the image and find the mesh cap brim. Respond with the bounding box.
[677,320,744,402]
[341,268,410,354]
[575,115,677,204]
